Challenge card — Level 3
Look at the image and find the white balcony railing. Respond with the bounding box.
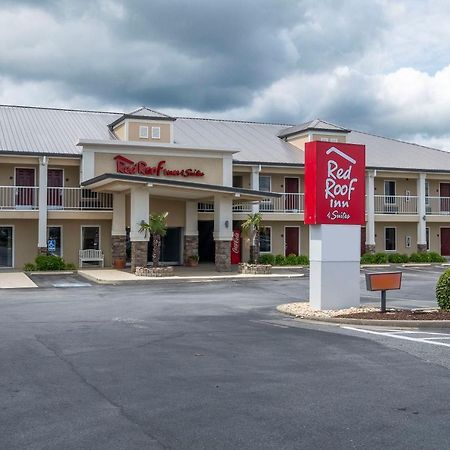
[0,186,113,211]
[374,195,418,214]
[426,197,450,215]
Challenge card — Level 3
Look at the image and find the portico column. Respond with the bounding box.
[38,156,48,255]
[130,186,149,272]
[184,201,199,263]
[213,194,233,271]
[365,170,376,253]
[111,192,127,265]
[417,173,427,253]
[250,165,260,213]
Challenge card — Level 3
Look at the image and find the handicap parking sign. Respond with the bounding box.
[48,239,56,253]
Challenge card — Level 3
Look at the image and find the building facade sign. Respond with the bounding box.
[304,142,365,225]
[114,155,205,178]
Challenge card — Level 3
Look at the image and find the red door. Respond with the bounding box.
[285,177,299,211]
[47,169,64,207]
[441,228,450,255]
[15,168,35,207]
[285,227,299,256]
[440,183,450,212]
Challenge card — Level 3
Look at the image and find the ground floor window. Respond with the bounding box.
[82,226,100,250]
[385,227,396,251]
[47,226,62,256]
[259,227,271,253]
[0,226,13,267]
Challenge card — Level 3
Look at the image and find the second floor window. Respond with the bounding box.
[384,180,396,204]
[151,126,161,139]
[139,126,149,138]
[259,175,271,192]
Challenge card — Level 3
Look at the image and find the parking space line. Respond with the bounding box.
[342,326,450,348]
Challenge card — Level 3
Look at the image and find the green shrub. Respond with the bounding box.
[428,252,446,263]
[374,252,389,264]
[360,253,376,264]
[388,253,409,264]
[409,252,430,263]
[436,269,450,310]
[296,254,309,266]
[274,254,286,265]
[23,263,36,271]
[35,254,66,271]
[65,263,77,270]
[285,253,298,265]
[258,254,275,265]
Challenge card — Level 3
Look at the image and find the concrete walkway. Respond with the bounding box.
[78,266,305,284]
[0,272,37,288]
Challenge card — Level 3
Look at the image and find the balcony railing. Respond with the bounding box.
[198,193,305,214]
[0,186,113,210]
[374,195,418,214]
[426,197,450,215]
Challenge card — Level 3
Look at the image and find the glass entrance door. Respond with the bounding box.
[0,226,13,267]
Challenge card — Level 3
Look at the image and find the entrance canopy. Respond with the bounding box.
[82,173,280,202]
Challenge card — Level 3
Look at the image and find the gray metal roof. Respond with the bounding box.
[1,104,450,172]
[278,119,350,138]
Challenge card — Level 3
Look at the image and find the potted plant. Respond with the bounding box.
[186,254,199,267]
[113,257,126,269]
[139,212,169,268]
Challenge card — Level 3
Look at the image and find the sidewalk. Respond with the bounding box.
[0,272,37,289]
[78,264,305,284]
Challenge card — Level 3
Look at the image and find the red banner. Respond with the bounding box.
[230,229,241,264]
[304,141,365,225]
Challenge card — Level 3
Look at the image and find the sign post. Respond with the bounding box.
[304,142,366,310]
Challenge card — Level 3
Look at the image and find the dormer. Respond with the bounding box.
[108,106,176,144]
[278,119,350,150]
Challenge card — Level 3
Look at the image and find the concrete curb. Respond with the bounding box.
[27,271,76,276]
[276,305,450,328]
[79,271,305,285]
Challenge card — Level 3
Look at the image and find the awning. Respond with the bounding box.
[81,173,281,202]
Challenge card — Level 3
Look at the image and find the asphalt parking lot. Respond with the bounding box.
[0,268,449,449]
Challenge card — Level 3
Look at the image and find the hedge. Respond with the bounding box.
[24,254,76,271]
[361,251,446,264]
[436,269,450,310]
[258,253,309,266]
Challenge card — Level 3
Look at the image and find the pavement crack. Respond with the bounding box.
[34,334,171,450]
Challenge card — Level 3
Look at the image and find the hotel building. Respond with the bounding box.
[1,104,450,271]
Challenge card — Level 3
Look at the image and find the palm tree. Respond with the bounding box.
[139,212,168,268]
[241,212,263,263]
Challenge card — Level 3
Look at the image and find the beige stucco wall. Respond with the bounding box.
[373,222,417,254]
[0,219,38,268]
[256,221,308,256]
[286,135,308,150]
[128,121,171,143]
[114,123,125,140]
[94,153,223,185]
[375,177,418,196]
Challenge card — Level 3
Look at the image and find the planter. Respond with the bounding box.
[135,266,175,277]
[238,263,272,275]
[186,259,199,267]
[113,258,126,269]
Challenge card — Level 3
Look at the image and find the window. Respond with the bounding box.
[0,226,13,267]
[330,138,338,143]
[233,175,243,188]
[259,175,271,192]
[425,181,430,206]
[384,180,396,204]
[47,226,62,256]
[151,126,161,139]
[82,226,100,250]
[426,227,430,250]
[139,125,148,139]
[259,227,271,253]
[320,137,330,142]
[385,227,396,251]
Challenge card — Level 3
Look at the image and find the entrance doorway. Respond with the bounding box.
[440,183,450,213]
[441,228,450,255]
[48,169,64,208]
[148,227,182,265]
[284,177,299,211]
[15,168,35,208]
[285,226,299,256]
[0,226,13,267]
[198,221,215,262]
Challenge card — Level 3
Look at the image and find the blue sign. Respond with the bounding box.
[48,239,56,253]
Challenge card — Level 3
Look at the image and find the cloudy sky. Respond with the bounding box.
[1,0,450,147]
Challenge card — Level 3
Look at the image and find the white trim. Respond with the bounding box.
[139,125,149,139]
[47,224,63,257]
[259,225,272,253]
[0,225,14,268]
[80,224,101,251]
[284,225,300,256]
[384,226,396,251]
[259,174,272,193]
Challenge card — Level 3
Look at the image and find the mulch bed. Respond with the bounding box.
[337,310,450,320]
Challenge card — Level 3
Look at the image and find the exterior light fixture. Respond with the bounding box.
[225,220,229,228]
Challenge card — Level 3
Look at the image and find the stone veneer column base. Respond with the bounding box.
[364,244,376,254]
[131,241,148,272]
[112,235,127,260]
[215,240,231,272]
[417,243,428,253]
[184,235,199,263]
[37,247,47,255]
